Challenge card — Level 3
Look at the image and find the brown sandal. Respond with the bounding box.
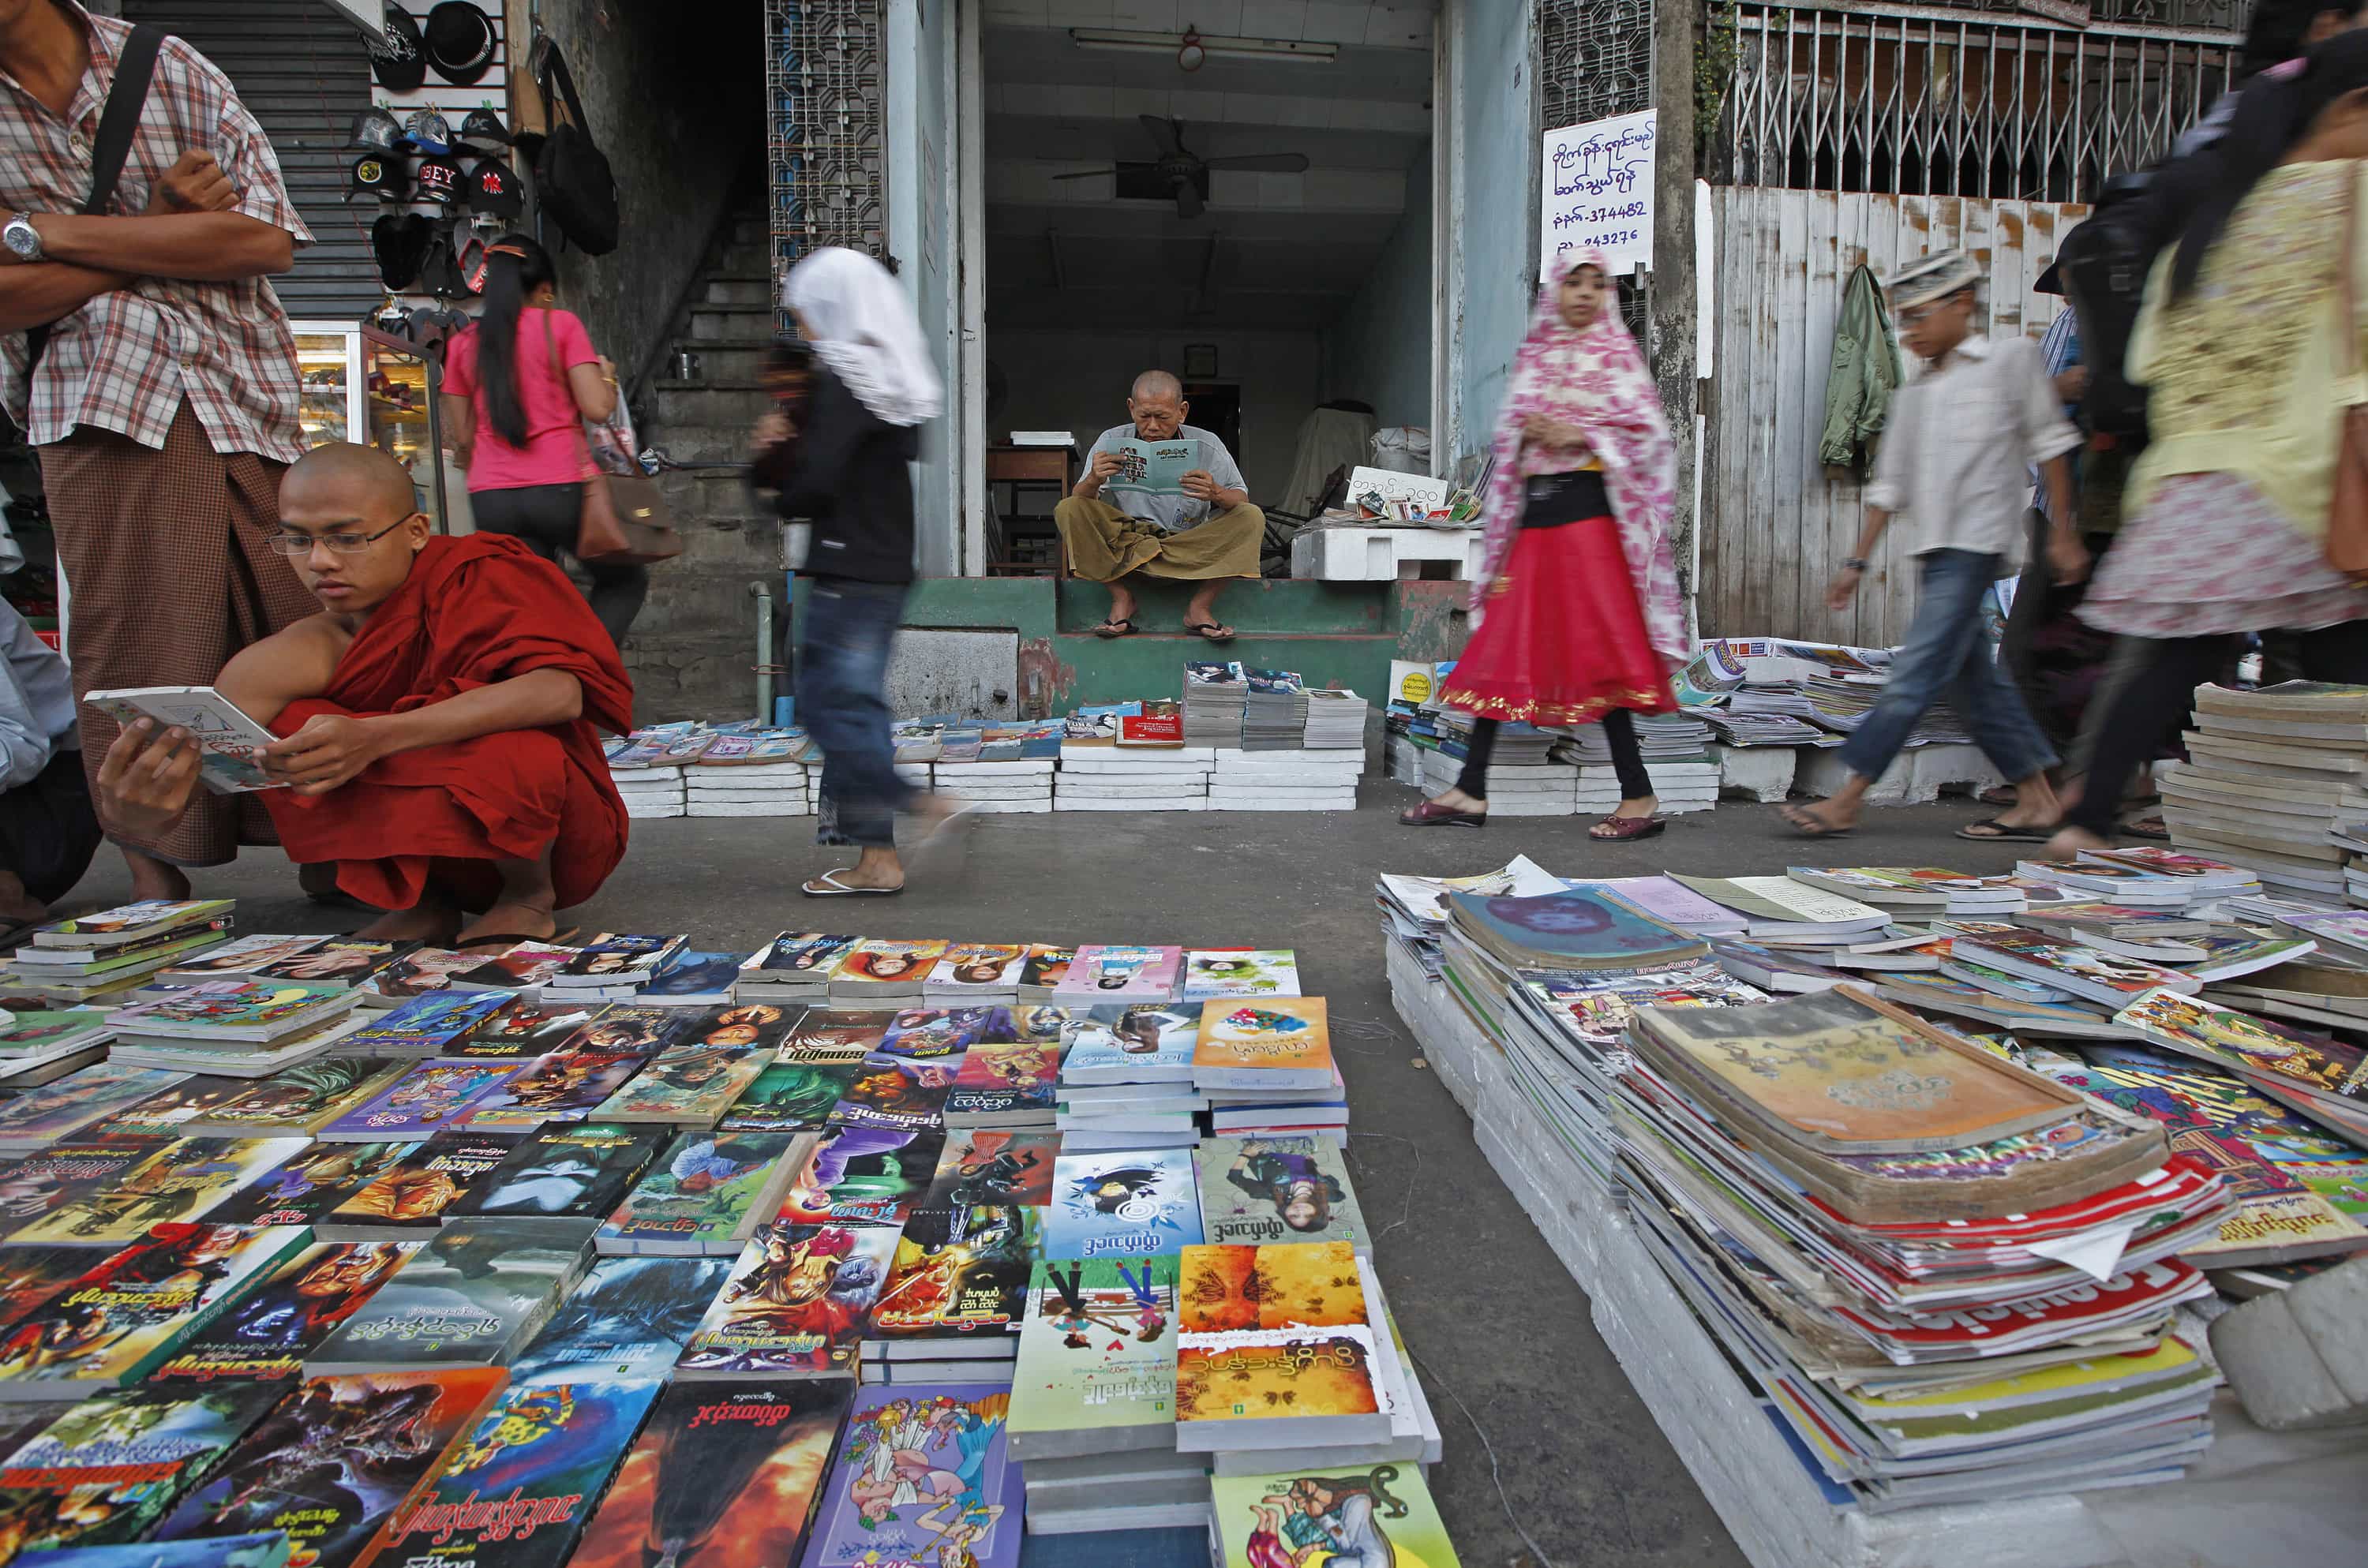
[1399,799,1486,829]
[1591,814,1666,841]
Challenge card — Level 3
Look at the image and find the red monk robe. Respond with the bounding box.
[260,534,635,911]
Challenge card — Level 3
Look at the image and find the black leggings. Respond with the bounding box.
[470,483,650,650]
[1456,712,1652,801]
[2067,618,2368,836]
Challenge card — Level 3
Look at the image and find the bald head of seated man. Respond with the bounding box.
[92,443,636,949]
[1055,369,1264,643]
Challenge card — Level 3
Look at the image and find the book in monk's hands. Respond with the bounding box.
[83,687,286,793]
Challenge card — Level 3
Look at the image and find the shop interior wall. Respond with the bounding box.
[988,328,1325,504]
[1453,0,1537,477]
[1321,137,1436,436]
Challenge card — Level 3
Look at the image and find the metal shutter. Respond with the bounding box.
[122,0,377,320]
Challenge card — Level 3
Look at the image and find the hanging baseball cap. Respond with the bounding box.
[369,8,428,94]
[372,213,433,290]
[455,107,512,152]
[418,226,466,299]
[414,154,464,204]
[423,2,497,86]
[402,107,453,155]
[346,106,404,153]
[465,157,523,218]
[345,152,410,204]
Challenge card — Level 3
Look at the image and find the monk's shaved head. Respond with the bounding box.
[1130,369,1182,402]
[283,442,416,521]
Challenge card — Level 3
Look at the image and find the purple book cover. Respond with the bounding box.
[1052,945,1182,1002]
[1572,876,1741,930]
[320,1060,524,1138]
[1448,888,1708,967]
[800,1383,1021,1567]
[347,991,513,1053]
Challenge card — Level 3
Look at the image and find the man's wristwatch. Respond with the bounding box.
[2,214,42,263]
[1842,557,1870,572]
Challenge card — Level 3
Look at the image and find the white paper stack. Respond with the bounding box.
[1208,747,1363,811]
[1301,687,1368,749]
[928,758,1055,813]
[1551,711,1714,763]
[1415,748,1574,815]
[1182,661,1248,746]
[1055,746,1212,811]
[1576,758,1719,815]
[684,761,811,818]
[609,768,686,819]
[1242,671,1308,750]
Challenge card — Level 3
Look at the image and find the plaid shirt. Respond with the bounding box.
[0,2,311,459]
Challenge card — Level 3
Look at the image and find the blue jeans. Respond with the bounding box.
[800,576,912,848]
[1839,548,2058,788]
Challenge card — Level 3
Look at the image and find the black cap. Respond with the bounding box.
[372,212,433,290]
[414,155,464,204]
[345,152,410,204]
[346,106,403,153]
[423,2,497,87]
[465,157,523,217]
[418,228,465,298]
[456,107,512,152]
[369,8,428,94]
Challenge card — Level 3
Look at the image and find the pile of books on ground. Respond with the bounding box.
[1208,746,1364,811]
[1242,669,1309,750]
[2157,680,2368,901]
[1677,638,1970,748]
[1055,739,1215,811]
[0,901,1463,1566]
[1183,660,1250,744]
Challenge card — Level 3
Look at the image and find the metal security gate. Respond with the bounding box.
[763,0,887,334]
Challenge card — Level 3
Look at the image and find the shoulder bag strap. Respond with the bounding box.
[2344,164,2362,396]
[538,43,590,133]
[24,24,163,374]
[545,310,598,482]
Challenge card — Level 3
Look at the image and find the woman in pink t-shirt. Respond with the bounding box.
[439,234,646,647]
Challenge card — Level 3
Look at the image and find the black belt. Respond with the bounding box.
[1520,469,1611,528]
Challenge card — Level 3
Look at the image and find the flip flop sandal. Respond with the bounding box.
[1779,804,1854,839]
[1955,818,2058,844]
[1591,814,1666,841]
[1399,799,1486,828]
[2119,814,2171,841]
[1186,620,1237,643]
[1976,784,2020,808]
[802,870,902,896]
[1091,618,1136,639]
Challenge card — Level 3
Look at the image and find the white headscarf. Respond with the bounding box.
[782,247,943,428]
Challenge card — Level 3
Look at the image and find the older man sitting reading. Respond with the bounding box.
[1054,370,1263,642]
[93,443,634,947]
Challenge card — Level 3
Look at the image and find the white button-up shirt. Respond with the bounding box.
[1866,333,2082,562]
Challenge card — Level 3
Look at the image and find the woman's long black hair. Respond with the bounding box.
[2171,28,2368,299]
[475,232,556,448]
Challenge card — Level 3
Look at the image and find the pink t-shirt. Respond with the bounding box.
[443,307,600,492]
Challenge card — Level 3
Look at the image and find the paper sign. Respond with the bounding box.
[1542,110,1658,279]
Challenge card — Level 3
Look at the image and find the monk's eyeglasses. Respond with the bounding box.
[263,513,423,554]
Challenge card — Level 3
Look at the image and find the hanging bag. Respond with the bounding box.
[23,24,160,376]
[544,315,680,566]
[530,43,619,256]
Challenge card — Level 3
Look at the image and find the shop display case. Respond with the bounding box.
[287,320,453,530]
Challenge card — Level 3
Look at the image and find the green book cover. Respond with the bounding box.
[1007,1256,1176,1446]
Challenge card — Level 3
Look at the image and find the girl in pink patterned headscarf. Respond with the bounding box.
[1399,251,1686,841]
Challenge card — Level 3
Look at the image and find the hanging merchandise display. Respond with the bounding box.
[371,212,433,290]
[422,2,496,85]
[369,6,428,93]
[345,152,410,204]
[402,107,453,154]
[414,154,463,204]
[347,105,403,154]
[466,157,522,218]
[529,38,619,254]
[456,107,513,152]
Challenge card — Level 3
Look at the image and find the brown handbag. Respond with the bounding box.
[543,315,682,567]
[2328,166,2368,580]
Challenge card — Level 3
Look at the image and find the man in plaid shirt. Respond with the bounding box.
[0,0,319,901]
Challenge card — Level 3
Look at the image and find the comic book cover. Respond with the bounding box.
[306,1220,594,1375]
[1015,946,1074,995]
[716,1061,867,1133]
[1005,1256,1176,1454]
[1192,999,1336,1092]
[1043,1150,1201,1260]
[9,1139,311,1247]
[1056,1004,1201,1085]
[155,934,332,981]
[358,949,489,1005]
[566,1007,703,1055]
[26,1532,293,1568]
[155,1242,418,1382]
[1051,946,1182,1005]
[151,1368,507,1568]
[108,1080,252,1139]
[316,1064,524,1143]
[802,1385,1019,1566]
[446,945,583,996]
[633,952,744,1005]
[30,901,234,948]
[316,1136,526,1241]
[178,1060,410,1139]
[777,1010,894,1064]
[595,1132,812,1257]
[917,1132,1059,1211]
[977,1005,1070,1046]
[589,1046,770,1128]
[568,1381,849,1568]
[204,1143,422,1229]
[673,1223,898,1378]
[0,1011,110,1057]
[740,934,859,983]
[555,934,689,984]
[1193,1137,1369,1254]
[866,1207,1036,1348]
[455,1047,658,1132]
[924,945,1029,997]
[445,1125,667,1222]
[341,997,515,1061]
[875,1009,994,1062]
[509,1258,733,1384]
[824,1056,953,1136]
[829,941,950,997]
[373,1379,664,1568]
[0,1141,172,1243]
[0,1247,108,1331]
[106,982,354,1043]
[0,1382,287,1555]
[775,1125,945,1230]
[248,941,410,991]
[1209,1465,1463,1568]
[1173,1241,1385,1449]
[943,1043,1061,1124]
[440,1001,611,1062]
[667,1005,794,1055]
[0,1225,313,1397]
[0,1065,189,1154]
[1180,949,1302,1002]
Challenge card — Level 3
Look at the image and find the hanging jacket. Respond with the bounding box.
[1818,264,1904,471]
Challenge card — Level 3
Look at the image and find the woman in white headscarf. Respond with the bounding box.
[751,247,950,896]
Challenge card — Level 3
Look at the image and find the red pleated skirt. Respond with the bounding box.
[1442,514,1676,726]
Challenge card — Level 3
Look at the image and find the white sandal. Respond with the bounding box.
[800,870,902,897]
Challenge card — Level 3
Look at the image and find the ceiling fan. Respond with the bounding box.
[1052,114,1310,219]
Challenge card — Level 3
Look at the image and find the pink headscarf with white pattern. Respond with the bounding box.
[1471,250,1686,661]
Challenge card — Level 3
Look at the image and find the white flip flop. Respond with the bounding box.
[800,870,902,897]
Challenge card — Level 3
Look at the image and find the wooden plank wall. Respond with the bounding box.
[1699,189,2085,648]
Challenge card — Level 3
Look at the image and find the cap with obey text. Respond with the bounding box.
[465,158,523,217]
[414,155,464,204]
[344,153,410,204]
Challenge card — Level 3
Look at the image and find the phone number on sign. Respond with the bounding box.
[1564,229,1641,252]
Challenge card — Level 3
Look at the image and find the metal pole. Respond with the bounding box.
[751,579,774,727]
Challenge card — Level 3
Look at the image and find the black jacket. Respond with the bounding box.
[765,364,922,585]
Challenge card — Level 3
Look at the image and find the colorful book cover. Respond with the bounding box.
[946,1042,1062,1121]
[448,945,582,994]
[557,934,688,983]
[831,941,951,993]
[362,949,493,1002]
[778,1010,894,1064]
[876,1008,995,1061]
[0,1382,287,1555]
[1043,1149,1201,1259]
[446,1125,668,1222]
[571,1006,703,1055]
[9,1137,311,1245]
[0,1140,173,1242]
[918,1131,1061,1211]
[156,934,331,979]
[153,1241,418,1381]
[443,1001,610,1061]
[1174,1241,1381,1441]
[1181,949,1302,1001]
[568,1381,849,1568]
[674,1222,898,1377]
[343,994,514,1057]
[978,1004,1070,1046]
[111,1079,253,1138]
[32,901,234,947]
[777,1125,946,1230]
[681,1003,800,1053]
[740,933,860,982]
[1194,1136,1369,1252]
[1016,945,1075,994]
[2113,989,2368,1102]
[598,1132,811,1254]
[589,1045,770,1126]
[24,1532,293,1568]
[0,1224,312,1394]
[150,1368,506,1568]
[1446,887,1712,969]
[510,1256,735,1383]
[318,1062,524,1141]
[716,1061,867,1132]
[457,1046,658,1131]
[1006,1256,1176,1445]
[1210,1465,1463,1568]
[636,951,745,1002]
[1056,1004,1200,1083]
[204,1142,422,1229]
[867,1206,1037,1346]
[1052,945,1182,1003]
[0,1244,111,1330]
[182,1059,410,1138]
[109,981,352,1040]
[0,1010,111,1055]
[308,1219,591,1372]
[1193,998,1336,1090]
[826,1055,954,1136]
[1954,930,2194,1005]
[0,1065,188,1150]
[1524,965,1771,1054]
[249,941,410,988]
[376,1379,665,1568]
[322,1135,524,1233]
[803,1384,1018,1566]
[926,943,1029,994]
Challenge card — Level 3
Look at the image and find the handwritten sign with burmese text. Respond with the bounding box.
[1542,109,1657,279]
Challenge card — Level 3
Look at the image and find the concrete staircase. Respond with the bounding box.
[627,204,781,724]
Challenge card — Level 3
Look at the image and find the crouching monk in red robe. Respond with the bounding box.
[92,443,632,946]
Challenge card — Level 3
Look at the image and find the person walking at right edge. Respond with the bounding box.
[1782,250,2085,842]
